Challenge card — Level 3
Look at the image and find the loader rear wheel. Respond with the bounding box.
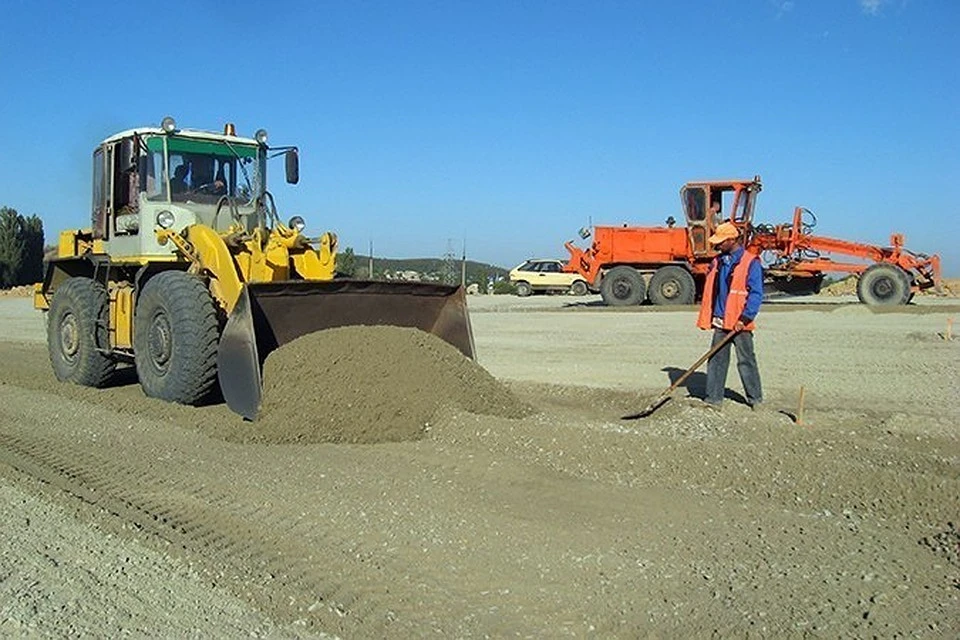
[856,264,910,306]
[648,266,695,305]
[600,266,646,306]
[134,271,220,405]
[47,277,116,387]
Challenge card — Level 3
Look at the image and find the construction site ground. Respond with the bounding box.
[0,292,957,637]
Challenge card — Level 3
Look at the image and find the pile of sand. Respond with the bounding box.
[250,326,533,444]
[0,285,34,298]
[820,275,857,296]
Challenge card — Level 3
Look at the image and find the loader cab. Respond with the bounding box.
[680,177,761,256]
[91,124,270,258]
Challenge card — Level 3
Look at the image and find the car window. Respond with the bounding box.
[541,262,561,273]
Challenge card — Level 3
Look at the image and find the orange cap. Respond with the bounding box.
[708,222,740,245]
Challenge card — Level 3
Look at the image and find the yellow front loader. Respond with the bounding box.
[35,118,474,419]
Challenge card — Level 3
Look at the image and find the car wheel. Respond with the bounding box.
[515,281,532,297]
[569,280,588,296]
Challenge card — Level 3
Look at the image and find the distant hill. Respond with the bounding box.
[347,255,509,285]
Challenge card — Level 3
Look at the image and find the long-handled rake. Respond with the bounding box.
[622,330,739,420]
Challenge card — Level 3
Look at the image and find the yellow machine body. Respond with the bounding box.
[36,121,474,419]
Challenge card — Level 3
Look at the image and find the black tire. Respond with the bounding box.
[515,281,532,297]
[600,266,646,306]
[570,280,588,296]
[47,277,116,387]
[134,271,220,405]
[856,264,911,306]
[648,265,696,305]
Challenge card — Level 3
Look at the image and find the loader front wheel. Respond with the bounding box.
[600,266,646,306]
[47,277,116,387]
[856,264,910,306]
[648,265,695,305]
[134,271,220,405]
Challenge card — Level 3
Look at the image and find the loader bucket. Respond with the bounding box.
[216,279,476,420]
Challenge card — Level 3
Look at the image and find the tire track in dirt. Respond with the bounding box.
[1,337,958,636]
[0,387,438,636]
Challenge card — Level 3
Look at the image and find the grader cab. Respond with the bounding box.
[36,118,474,419]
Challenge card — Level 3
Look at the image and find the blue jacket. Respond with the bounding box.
[712,246,763,321]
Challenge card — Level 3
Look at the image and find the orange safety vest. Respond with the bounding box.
[697,251,759,331]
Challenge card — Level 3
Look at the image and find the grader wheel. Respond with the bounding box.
[648,265,695,305]
[600,266,646,306]
[857,264,911,306]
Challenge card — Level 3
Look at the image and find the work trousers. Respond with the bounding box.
[705,329,763,406]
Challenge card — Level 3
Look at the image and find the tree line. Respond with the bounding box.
[0,207,45,287]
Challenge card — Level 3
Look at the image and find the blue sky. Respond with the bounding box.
[1,0,957,274]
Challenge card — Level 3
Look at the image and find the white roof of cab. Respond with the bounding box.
[101,127,260,146]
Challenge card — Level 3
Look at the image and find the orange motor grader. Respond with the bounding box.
[563,176,941,306]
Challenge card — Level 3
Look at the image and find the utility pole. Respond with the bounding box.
[441,239,457,286]
[368,239,374,279]
[460,238,467,288]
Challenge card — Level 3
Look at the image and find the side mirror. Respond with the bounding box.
[285,149,299,185]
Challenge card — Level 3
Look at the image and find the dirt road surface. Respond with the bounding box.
[1,294,957,637]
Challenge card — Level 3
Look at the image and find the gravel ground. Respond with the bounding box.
[0,293,957,637]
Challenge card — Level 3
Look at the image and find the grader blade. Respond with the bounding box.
[217,280,476,420]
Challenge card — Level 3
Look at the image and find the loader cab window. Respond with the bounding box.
[142,150,167,201]
[143,135,258,205]
[92,148,107,239]
[166,152,254,204]
[110,138,142,235]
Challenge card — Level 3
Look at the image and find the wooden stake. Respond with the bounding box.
[947,317,954,342]
[796,385,806,426]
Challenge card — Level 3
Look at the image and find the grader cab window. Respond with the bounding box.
[682,187,706,222]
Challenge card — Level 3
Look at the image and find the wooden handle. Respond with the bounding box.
[659,329,740,399]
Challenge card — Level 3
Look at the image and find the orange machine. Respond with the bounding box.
[563,176,941,306]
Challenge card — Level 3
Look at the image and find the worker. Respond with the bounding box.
[696,222,763,409]
[708,199,722,226]
[171,164,189,194]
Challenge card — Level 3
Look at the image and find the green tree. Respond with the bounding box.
[20,214,45,285]
[337,246,357,277]
[0,207,25,287]
[0,208,45,287]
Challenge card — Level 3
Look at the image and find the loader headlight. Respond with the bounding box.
[254,128,268,145]
[288,215,306,232]
[161,116,177,133]
[156,210,176,229]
